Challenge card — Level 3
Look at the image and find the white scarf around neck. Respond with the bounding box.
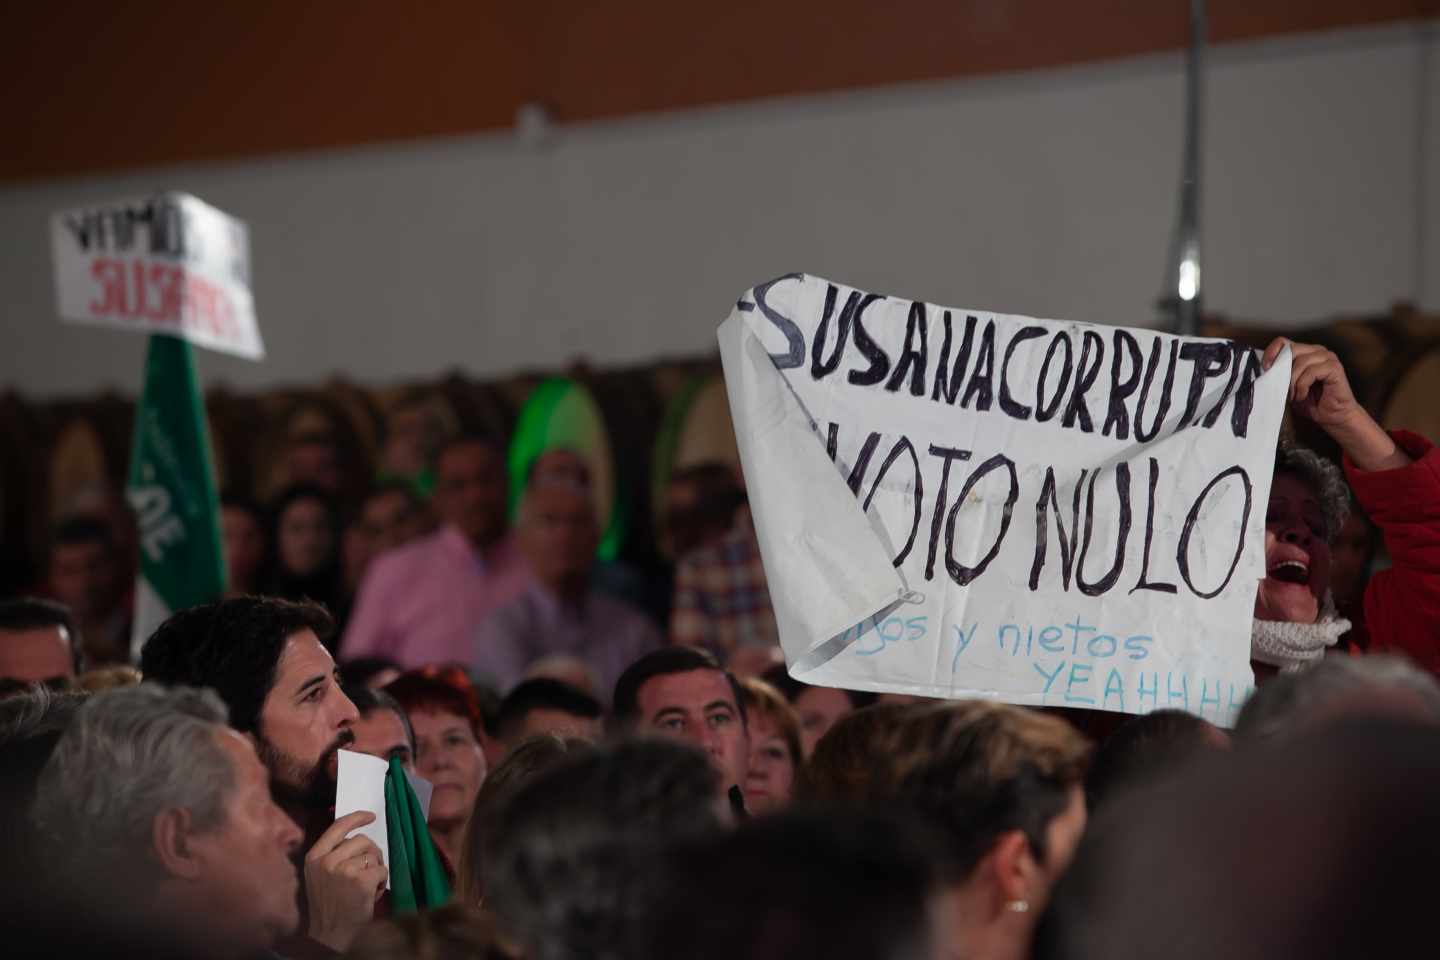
[1251,591,1351,673]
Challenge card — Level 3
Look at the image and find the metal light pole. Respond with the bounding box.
[1161,0,1206,335]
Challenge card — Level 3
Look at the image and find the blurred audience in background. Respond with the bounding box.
[343,481,429,598]
[278,406,346,498]
[345,436,527,667]
[378,389,457,498]
[46,514,130,666]
[219,495,268,598]
[668,463,778,659]
[475,481,659,694]
[263,484,346,626]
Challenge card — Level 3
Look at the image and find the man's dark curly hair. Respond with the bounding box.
[138,596,334,734]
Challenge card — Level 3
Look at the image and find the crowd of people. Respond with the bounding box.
[2,337,1439,959]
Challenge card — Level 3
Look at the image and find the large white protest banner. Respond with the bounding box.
[50,192,264,359]
[719,274,1291,726]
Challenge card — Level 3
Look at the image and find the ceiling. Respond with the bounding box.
[3,0,1434,183]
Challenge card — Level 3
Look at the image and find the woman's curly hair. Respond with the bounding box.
[1273,444,1350,543]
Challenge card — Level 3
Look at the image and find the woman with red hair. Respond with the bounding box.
[385,667,488,869]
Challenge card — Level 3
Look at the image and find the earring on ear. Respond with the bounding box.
[1005,900,1030,913]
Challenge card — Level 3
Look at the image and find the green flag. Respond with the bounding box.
[126,334,226,658]
[384,755,453,912]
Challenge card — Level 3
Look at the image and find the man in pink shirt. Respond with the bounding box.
[343,436,529,667]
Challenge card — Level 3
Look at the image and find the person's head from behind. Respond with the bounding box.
[495,678,603,752]
[433,436,508,549]
[1256,445,1349,624]
[664,461,744,558]
[1086,709,1228,811]
[269,484,340,581]
[517,483,599,594]
[613,646,750,795]
[643,812,942,960]
[384,672,487,838]
[1235,653,1440,743]
[0,685,90,902]
[872,701,1091,959]
[32,685,302,957]
[138,596,358,814]
[344,683,416,773]
[763,664,877,758]
[482,738,721,959]
[350,903,514,960]
[48,514,119,622]
[802,702,916,805]
[736,676,802,815]
[1035,718,1440,960]
[457,734,595,906]
[0,598,80,684]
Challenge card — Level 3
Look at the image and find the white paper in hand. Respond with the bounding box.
[334,749,390,889]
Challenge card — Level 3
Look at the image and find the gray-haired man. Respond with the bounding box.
[31,685,305,958]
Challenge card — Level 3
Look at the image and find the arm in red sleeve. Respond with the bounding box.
[1345,430,1440,673]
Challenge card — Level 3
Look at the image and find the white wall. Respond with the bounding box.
[1,22,1434,398]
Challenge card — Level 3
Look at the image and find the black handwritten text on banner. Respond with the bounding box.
[717,274,1290,726]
